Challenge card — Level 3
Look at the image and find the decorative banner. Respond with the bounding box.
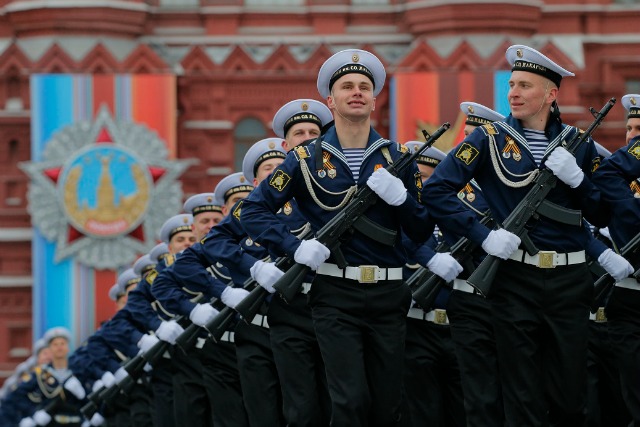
[22,74,190,344]
[391,71,508,152]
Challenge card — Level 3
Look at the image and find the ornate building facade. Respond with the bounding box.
[0,0,638,381]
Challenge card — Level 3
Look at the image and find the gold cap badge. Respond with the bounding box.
[467,105,474,114]
[516,49,523,58]
[239,176,245,183]
[352,53,359,62]
[301,102,309,111]
[206,196,212,202]
[268,141,275,149]
[632,97,637,106]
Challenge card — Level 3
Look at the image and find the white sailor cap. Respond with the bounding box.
[272,99,333,139]
[117,268,140,290]
[622,94,640,119]
[183,193,223,217]
[33,338,48,355]
[506,45,574,88]
[159,214,193,244]
[460,102,505,126]
[317,48,386,98]
[44,327,72,344]
[149,242,170,263]
[242,138,287,183]
[213,172,254,204]
[108,283,123,302]
[133,254,155,276]
[594,142,612,159]
[404,141,446,167]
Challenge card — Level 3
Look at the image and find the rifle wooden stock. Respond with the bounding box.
[591,230,640,311]
[467,98,616,297]
[273,123,451,302]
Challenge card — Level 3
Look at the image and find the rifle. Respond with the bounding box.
[467,98,616,297]
[411,212,493,308]
[234,229,312,323]
[273,123,451,302]
[591,230,640,311]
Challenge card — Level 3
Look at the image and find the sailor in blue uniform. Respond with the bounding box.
[152,198,249,427]
[423,45,629,426]
[242,49,432,426]
[592,95,640,426]
[13,328,86,427]
[439,102,506,427]
[401,142,466,427]
[202,166,286,427]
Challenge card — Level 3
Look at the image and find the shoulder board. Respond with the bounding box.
[480,123,499,136]
[293,145,311,161]
[146,269,158,284]
[164,253,175,267]
[232,200,243,221]
[34,366,42,375]
[21,372,32,382]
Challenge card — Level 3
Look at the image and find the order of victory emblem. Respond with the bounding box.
[20,106,194,269]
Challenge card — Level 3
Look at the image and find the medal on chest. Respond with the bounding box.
[502,136,522,161]
[319,152,337,179]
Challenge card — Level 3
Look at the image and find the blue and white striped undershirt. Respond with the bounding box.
[343,148,365,181]
[523,128,549,166]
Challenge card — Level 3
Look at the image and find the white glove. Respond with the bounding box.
[32,410,51,426]
[90,413,105,426]
[599,227,612,242]
[293,239,331,271]
[189,304,219,327]
[221,286,250,309]
[366,168,407,206]
[250,260,285,293]
[155,320,184,345]
[114,367,129,384]
[137,333,160,354]
[19,418,36,427]
[598,248,634,282]
[481,229,521,260]
[545,147,584,188]
[100,371,115,388]
[426,252,464,282]
[82,421,91,427]
[64,375,86,399]
[143,363,153,373]
[91,379,104,393]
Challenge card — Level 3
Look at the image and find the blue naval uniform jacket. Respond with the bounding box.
[423,115,609,253]
[202,198,308,282]
[126,271,162,333]
[593,135,640,250]
[242,126,432,268]
[1,364,83,424]
[151,244,228,319]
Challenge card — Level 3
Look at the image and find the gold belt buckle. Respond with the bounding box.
[434,309,448,325]
[358,265,379,283]
[537,251,557,268]
[595,307,607,323]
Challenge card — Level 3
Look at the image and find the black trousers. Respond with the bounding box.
[201,339,250,427]
[234,320,284,427]
[128,375,155,427]
[491,260,591,427]
[268,293,331,427]
[586,319,630,427]
[309,275,412,427]
[605,287,640,426]
[172,342,214,427]
[403,316,466,427]
[150,356,177,427]
[447,290,504,427]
